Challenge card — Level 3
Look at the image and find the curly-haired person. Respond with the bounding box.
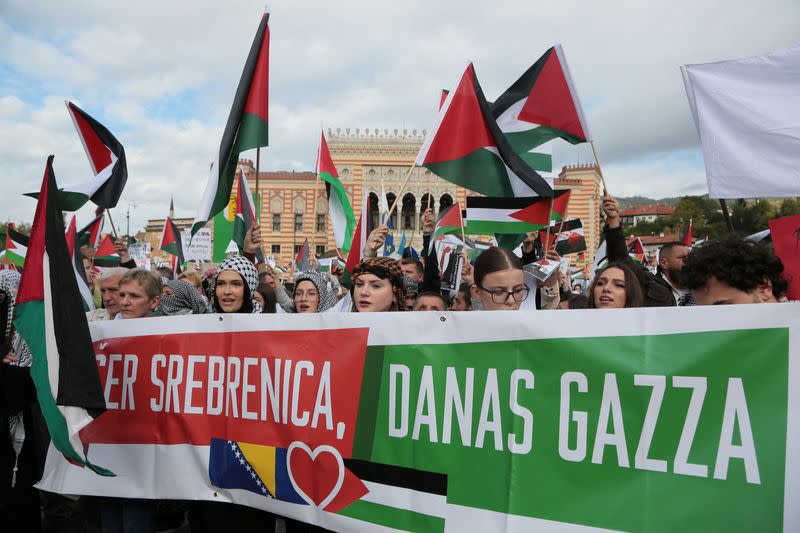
[682,238,788,305]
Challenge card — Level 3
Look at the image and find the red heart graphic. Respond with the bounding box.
[287,444,343,508]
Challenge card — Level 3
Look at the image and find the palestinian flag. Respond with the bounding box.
[295,238,311,271]
[193,9,270,237]
[415,63,553,198]
[343,195,369,284]
[77,208,104,249]
[94,234,120,267]
[550,189,571,221]
[465,196,550,235]
[317,132,356,253]
[25,103,127,211]
[231,169,264,263]
[491,45,592,156]
[681,219,694,246]
[439,89,449,110]
[13,156,111,475]
[429,203,463,253]
[553,219,587,256]
[4,223,29,267]
[65,215,95,311]
[628,237,645,263]
[161,217,185,264]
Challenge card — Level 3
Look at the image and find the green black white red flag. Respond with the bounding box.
[415,63,553,198]
[343,193,369,282]
[295,238,311,271]
[317,132,356,254]
[429,203,464,253]
[160,216,185,265]
[77,208,104,249]
[29,102,128,211]
[13,156,111,475]
[682,219,694,246]
[231,169,264,264]
[93,234,120,267]
[491,45,592,155]
[65,215,95,311]
[4,223,29,267]
[193,9,270,237]
[465,196,551,235]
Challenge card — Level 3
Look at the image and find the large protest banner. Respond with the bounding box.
[38,306,800,532]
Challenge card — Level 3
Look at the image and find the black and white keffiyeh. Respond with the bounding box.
[159,279,208,315]
[210,256,262,314]
[292,270,338,313]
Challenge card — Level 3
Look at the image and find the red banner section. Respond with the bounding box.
[82,327,370,454]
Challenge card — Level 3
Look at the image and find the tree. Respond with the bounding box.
[669,196,724,239]
[778,198,800,218]
[730,199,774,236]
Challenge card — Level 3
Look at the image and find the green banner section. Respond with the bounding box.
[357,329,788,533]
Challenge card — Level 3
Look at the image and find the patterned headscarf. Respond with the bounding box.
[402,276,419,298]
[351,257,406,312]
[0,270,21,342]
[292,270,338,313]
[210,256,262,313]
[159,279,208,315]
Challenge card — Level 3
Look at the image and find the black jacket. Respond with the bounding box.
[604,225,676,307]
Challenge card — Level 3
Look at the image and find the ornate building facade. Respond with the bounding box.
[162,128,605,270]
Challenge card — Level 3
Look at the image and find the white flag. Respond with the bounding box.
[681,45,800,199]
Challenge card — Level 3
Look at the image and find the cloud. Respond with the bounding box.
[1,0,798,231]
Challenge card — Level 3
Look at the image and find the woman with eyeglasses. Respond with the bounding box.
[469,247,560,311]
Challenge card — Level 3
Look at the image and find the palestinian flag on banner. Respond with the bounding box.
[491,45,592,156]
[231,169,264,264]
[295,238,311,271]
[317,131,356,253]
[193,9,270,237]
[4,223,29,267]
[65,215,95,311]
[77,208,105,249]
[94,234,120,267]
[13,156,111,475]
[343,195,369,284]
[161,217,185,264]
[415,63,553,198]
[429,203,463,253]
[465,196,550,235]
[25,102,127,211]
[681,219,693,246]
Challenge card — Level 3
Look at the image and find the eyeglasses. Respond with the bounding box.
[477,285,530,304]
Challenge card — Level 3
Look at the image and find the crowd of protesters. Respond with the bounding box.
[0,195,791,532]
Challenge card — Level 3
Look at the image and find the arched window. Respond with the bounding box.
[439,194,453,213]
[419,193,434,216]
[368,192,379,233]
[385,192,397,229]
[401,193,416,231]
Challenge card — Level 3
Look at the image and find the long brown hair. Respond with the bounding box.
[587,262,644,309]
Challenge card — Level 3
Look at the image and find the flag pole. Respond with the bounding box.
[589,141,609,197]
[543,197,555,260]
[386,162,416,219]
[719,199,735,233]
[255,148,261,223]
[106,209,120,240]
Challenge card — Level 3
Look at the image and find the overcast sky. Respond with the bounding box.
[1,0,797,232]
